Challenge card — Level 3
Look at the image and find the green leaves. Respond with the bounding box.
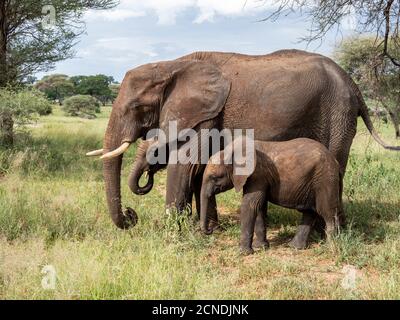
[62,94,100,118]
[34,74,75,104]
[0,87,53,145]
[335,36,400,138]
[0,87,53,123]
[0,0,118,86]
[35,74,118,106]
[71,74,116,106]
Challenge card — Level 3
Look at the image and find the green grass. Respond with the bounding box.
[0,106,400,299]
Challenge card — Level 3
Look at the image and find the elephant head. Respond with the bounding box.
[87,60,230,229]
[200,137,256,234]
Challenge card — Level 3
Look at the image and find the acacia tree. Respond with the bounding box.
[335,37,400,138]
[35,74,75,104]
[262,0,400,68]
[0,0,117,145]
[72,74,115,105]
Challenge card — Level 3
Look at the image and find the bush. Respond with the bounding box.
[62,95,100,118]
[21,89,53,115]
[0,88,53,145]
[0,87,53,120]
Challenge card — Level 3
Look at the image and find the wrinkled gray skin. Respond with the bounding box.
[100,50,398,238]
[129,138,219,230]
[200,138,343,254]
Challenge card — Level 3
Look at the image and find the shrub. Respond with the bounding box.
[0,88,53,146]
[62,95,100,118]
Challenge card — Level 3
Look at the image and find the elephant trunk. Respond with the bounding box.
[128,169,154,195]
[103,114,138,229]
[200,187,213,235]
[128,140,154,195]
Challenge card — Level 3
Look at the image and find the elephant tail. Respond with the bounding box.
[354,82,400,151]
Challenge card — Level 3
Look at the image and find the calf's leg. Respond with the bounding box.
[289,210,317,249]
[240,190,266,255]
[253,203,269,250]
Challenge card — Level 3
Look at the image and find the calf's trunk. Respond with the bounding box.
[200,188,213,235]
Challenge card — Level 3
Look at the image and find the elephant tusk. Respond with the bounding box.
[86,149,104,156]
[100,142,131,160]
[144,171,148,179]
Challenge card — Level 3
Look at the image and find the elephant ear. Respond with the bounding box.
[231,136,257,192]
[160,60,231,140]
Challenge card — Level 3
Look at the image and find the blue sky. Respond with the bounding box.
[40,0,356,82]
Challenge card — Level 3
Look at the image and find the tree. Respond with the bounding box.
[35,74,75,104]
[109,83,120,104]
[73,74,115,106]
[261,1,400,69]
[335,37,400,138]
[62,95,100,118]
[0,0,117,145]
[0,88,53,145]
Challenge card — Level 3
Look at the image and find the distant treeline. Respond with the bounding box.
[34,74,120,106]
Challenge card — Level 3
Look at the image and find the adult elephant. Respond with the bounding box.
[87,50,399,247]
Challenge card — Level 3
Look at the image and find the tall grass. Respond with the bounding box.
[0,107,399,299]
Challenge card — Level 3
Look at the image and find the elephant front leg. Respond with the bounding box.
[239,190,265,255]
[207,196,220,232]
[165,163,194,214]
[253,204,269,250]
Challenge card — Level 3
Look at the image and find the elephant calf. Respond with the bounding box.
[200,137,343,254]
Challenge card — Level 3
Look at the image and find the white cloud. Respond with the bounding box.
[78,36,177,66]
[194,0,271,23]
[85,0,276,25]
[85,9,146,21]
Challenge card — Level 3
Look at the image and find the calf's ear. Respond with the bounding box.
[232,174,249,193]
[231,137,257,192]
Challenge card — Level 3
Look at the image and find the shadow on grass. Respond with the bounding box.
[214,199,400,247]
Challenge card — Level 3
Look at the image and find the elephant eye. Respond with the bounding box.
[128,100,141,109]
[122,101,140,114]
[140,105,153,112]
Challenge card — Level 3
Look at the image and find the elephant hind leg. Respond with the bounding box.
[327,114,356,230]
[289,210,317,250]
[315,184,341,240]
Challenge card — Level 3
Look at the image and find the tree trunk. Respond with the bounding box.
[0,111,14,146]
[0,2,13,146]
[389,110,400,139]
[0,1,7,87]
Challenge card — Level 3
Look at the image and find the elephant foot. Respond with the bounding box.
[288,236,308,250]
[208,220,223,234]
[314,216,326,239]
[253,240,270,250]
[240,246,254,256]
[120,207,138,229]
